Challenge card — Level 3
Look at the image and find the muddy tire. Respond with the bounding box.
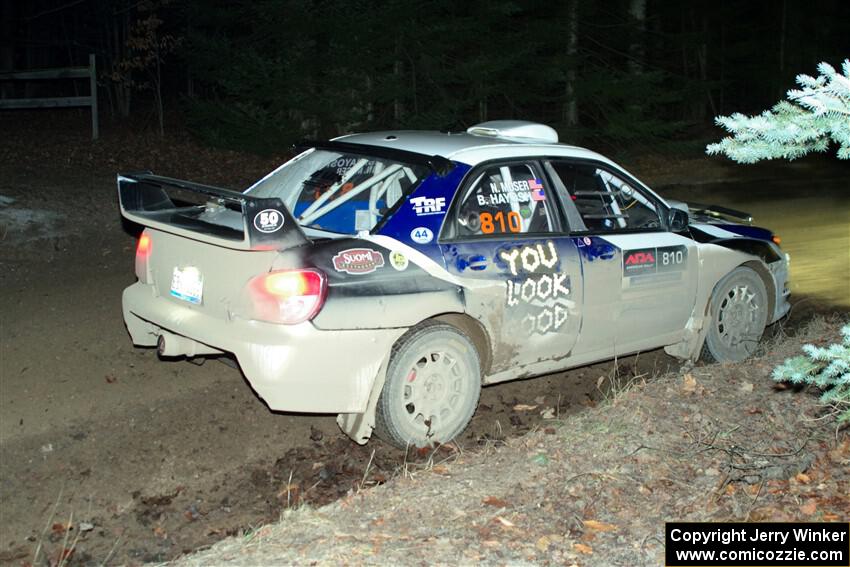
[375,322,481,449]
[701,266,769,363]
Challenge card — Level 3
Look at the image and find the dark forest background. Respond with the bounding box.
[2,0,848,154]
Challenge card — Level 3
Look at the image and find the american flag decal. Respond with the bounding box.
[529,178,545,201]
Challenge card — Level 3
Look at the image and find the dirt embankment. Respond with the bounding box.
[178,318,848,566]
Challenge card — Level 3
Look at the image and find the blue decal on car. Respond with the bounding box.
[716,224,773,241]
[377,162,472,263]
[574,237,616,261]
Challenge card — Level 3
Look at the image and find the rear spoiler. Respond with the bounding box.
[117,173,309,250]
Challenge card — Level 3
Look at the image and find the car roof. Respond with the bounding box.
[333,121,615,167]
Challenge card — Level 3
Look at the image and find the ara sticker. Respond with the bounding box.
[389,250,409,271]
[332,248,385,275]
[623,248,656,275]
[410,227,434,244]
[254,209,284,233]
[623,246,687,276]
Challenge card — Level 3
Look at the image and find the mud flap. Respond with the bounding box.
[664,314,707,360]
[336,355,391,444]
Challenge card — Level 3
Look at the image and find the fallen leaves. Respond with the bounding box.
[573,542,593,554]
[536,535,552,551]
[430,465,450,475]
[681,373,705,395]
[583,519,617,532]
[494,516,514,528]
[540,407,556,419]
[799,499,818,515]
[51,522,69,535]
[482,496,510,508]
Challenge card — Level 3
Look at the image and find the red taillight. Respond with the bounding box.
[251,269,327,324]
[137,233,151,257]
[264,271,323,297]
[135,232,151,282]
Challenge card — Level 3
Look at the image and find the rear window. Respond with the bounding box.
[246,149,428,234]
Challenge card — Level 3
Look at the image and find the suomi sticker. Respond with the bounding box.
[332,248,385,275]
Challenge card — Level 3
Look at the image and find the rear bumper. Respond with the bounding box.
[123,282,406,413]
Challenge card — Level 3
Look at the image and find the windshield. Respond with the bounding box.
[246,149,429,234]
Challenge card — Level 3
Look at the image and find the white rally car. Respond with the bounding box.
[119,121,790,448]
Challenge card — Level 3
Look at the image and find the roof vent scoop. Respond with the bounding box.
[466,120,559,143]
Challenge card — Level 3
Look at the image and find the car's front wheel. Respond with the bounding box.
[375,322,481,449]
[701,266,769,363]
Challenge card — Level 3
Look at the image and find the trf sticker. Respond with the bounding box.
[410,196,446,216]
[332,248,385,274]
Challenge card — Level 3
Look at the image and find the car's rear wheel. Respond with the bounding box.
[701,266,769,363]
[375,322,481,449]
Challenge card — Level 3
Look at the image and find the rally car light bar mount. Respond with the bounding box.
[117,172,309,251]
[296,140,456,177]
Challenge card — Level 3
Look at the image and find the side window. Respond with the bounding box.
[452,162,557,238]
[550,161,661,232]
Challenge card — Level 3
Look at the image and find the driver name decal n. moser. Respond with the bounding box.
[332,248,385,274]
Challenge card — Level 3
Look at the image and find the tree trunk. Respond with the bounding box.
[564,0,579,127]
[0,0,14,99]
[778,0,787,98]
[155,42,164,136]
[628,0,646,75]
[393,59,404,123]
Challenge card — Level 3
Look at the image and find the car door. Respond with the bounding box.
[439,160,583,378]
[545,159,699,357]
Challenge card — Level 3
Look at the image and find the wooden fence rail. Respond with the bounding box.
[0,54,98,140]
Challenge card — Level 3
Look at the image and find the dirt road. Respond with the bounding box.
[1,157,847,565]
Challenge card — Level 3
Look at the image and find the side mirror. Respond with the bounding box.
[668,207,689,232]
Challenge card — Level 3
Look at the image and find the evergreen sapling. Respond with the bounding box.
[772,324,850,423]
[707,60,850,163]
